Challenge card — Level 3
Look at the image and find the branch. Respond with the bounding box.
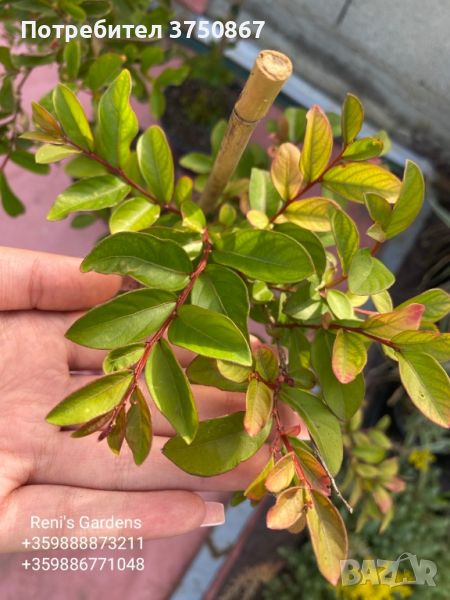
[269,150,344,223]
[310,440,353,513]
[64,138,181,216]
[99,229,211,438]
[321,239,384,290]
[273,321,400,351]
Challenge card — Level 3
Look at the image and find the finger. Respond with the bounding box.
[0,247,121,311]
[31,433,270,493]
[0,486,224,552]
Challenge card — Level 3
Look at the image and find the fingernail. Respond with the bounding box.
[201,502,225,527]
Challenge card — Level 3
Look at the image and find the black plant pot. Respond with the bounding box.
[161,78,240,158]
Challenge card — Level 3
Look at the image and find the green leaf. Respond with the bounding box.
[280,386,343,475]
[348,248,395,295]
[371,290,393,313]
[398,352,450,428]
[245,456,275,501]
[168,305,252,366]
[342,137,383,161]
[0,75,16,113]
[162,412,271,476]
[252,281,274,302]
[213,229,314,284]
[179,152,213,174]
[66,289,176,349]
[275,223,327,278]
[284,107,307,143]
[149,83,166,119]
[300,105,333,184]
[35,144,81,164]
[210,119,226,157]
[140,46,165,73]
[125,387,153,465]
[248,168,282,217]
[64,155,107,178]
[63,39,81,80]
[60,0,86,20]
[186,356,247,392]
[47,175,130,220]
[255,346,279,382]
[181,199,206,232]
[81,232,192,291]
[331,209,359,274]
[271,142,302,201]
[247,209,269,229]
[392,331,450,362]
[154,66,189,88]
[311,329,364,419]
[0,46,14,72]
[332,329,367,384]
[103,343,145,374]
[265,453,295,493]
[364,193,392,241]
[53,84,94,151]
[145,339,198,443]
[9,150,49,174]
[0,172,25,216]
[46,372,132,426]
[396,289,450,322]
[284,283,324,321]
[85,53,125,91]
[109,197,160,233]
[323,163,401,204]
[384,161,425,239]
[217,361,251,383]
[137,125,174,203]
[191,265,249,333]
[149,226,202,259]
[174,176,193,206]
[107,406,126,454]
[20,131,64,144]
[326,289,355,320]
[284,197,338,232]
[97,70,138,168]
[306,490,348,585]
[341,93,364,146]
[244,379,273,437]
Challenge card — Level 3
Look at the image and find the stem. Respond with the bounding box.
[269,150,344,223]
[321,239,384,290]
[64,138,181,216]
[273,321,400,351]
[310,440,353,513]
[100,229,211,436]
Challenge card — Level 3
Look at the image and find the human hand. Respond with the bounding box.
[0,247,270,551]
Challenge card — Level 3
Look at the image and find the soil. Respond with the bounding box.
[161,78,240,157]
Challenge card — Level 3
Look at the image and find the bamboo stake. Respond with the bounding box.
[199,50,293,212]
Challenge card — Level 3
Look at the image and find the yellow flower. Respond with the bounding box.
[336,567,413,600]
[408,448,435,472]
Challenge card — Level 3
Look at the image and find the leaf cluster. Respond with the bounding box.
[24,72,450,585]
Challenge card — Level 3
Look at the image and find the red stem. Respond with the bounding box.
[274,321,400,350]
[269,150,344,223]
[102,229,211,434]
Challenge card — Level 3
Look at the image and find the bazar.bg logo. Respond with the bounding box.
[340,553,437,587]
